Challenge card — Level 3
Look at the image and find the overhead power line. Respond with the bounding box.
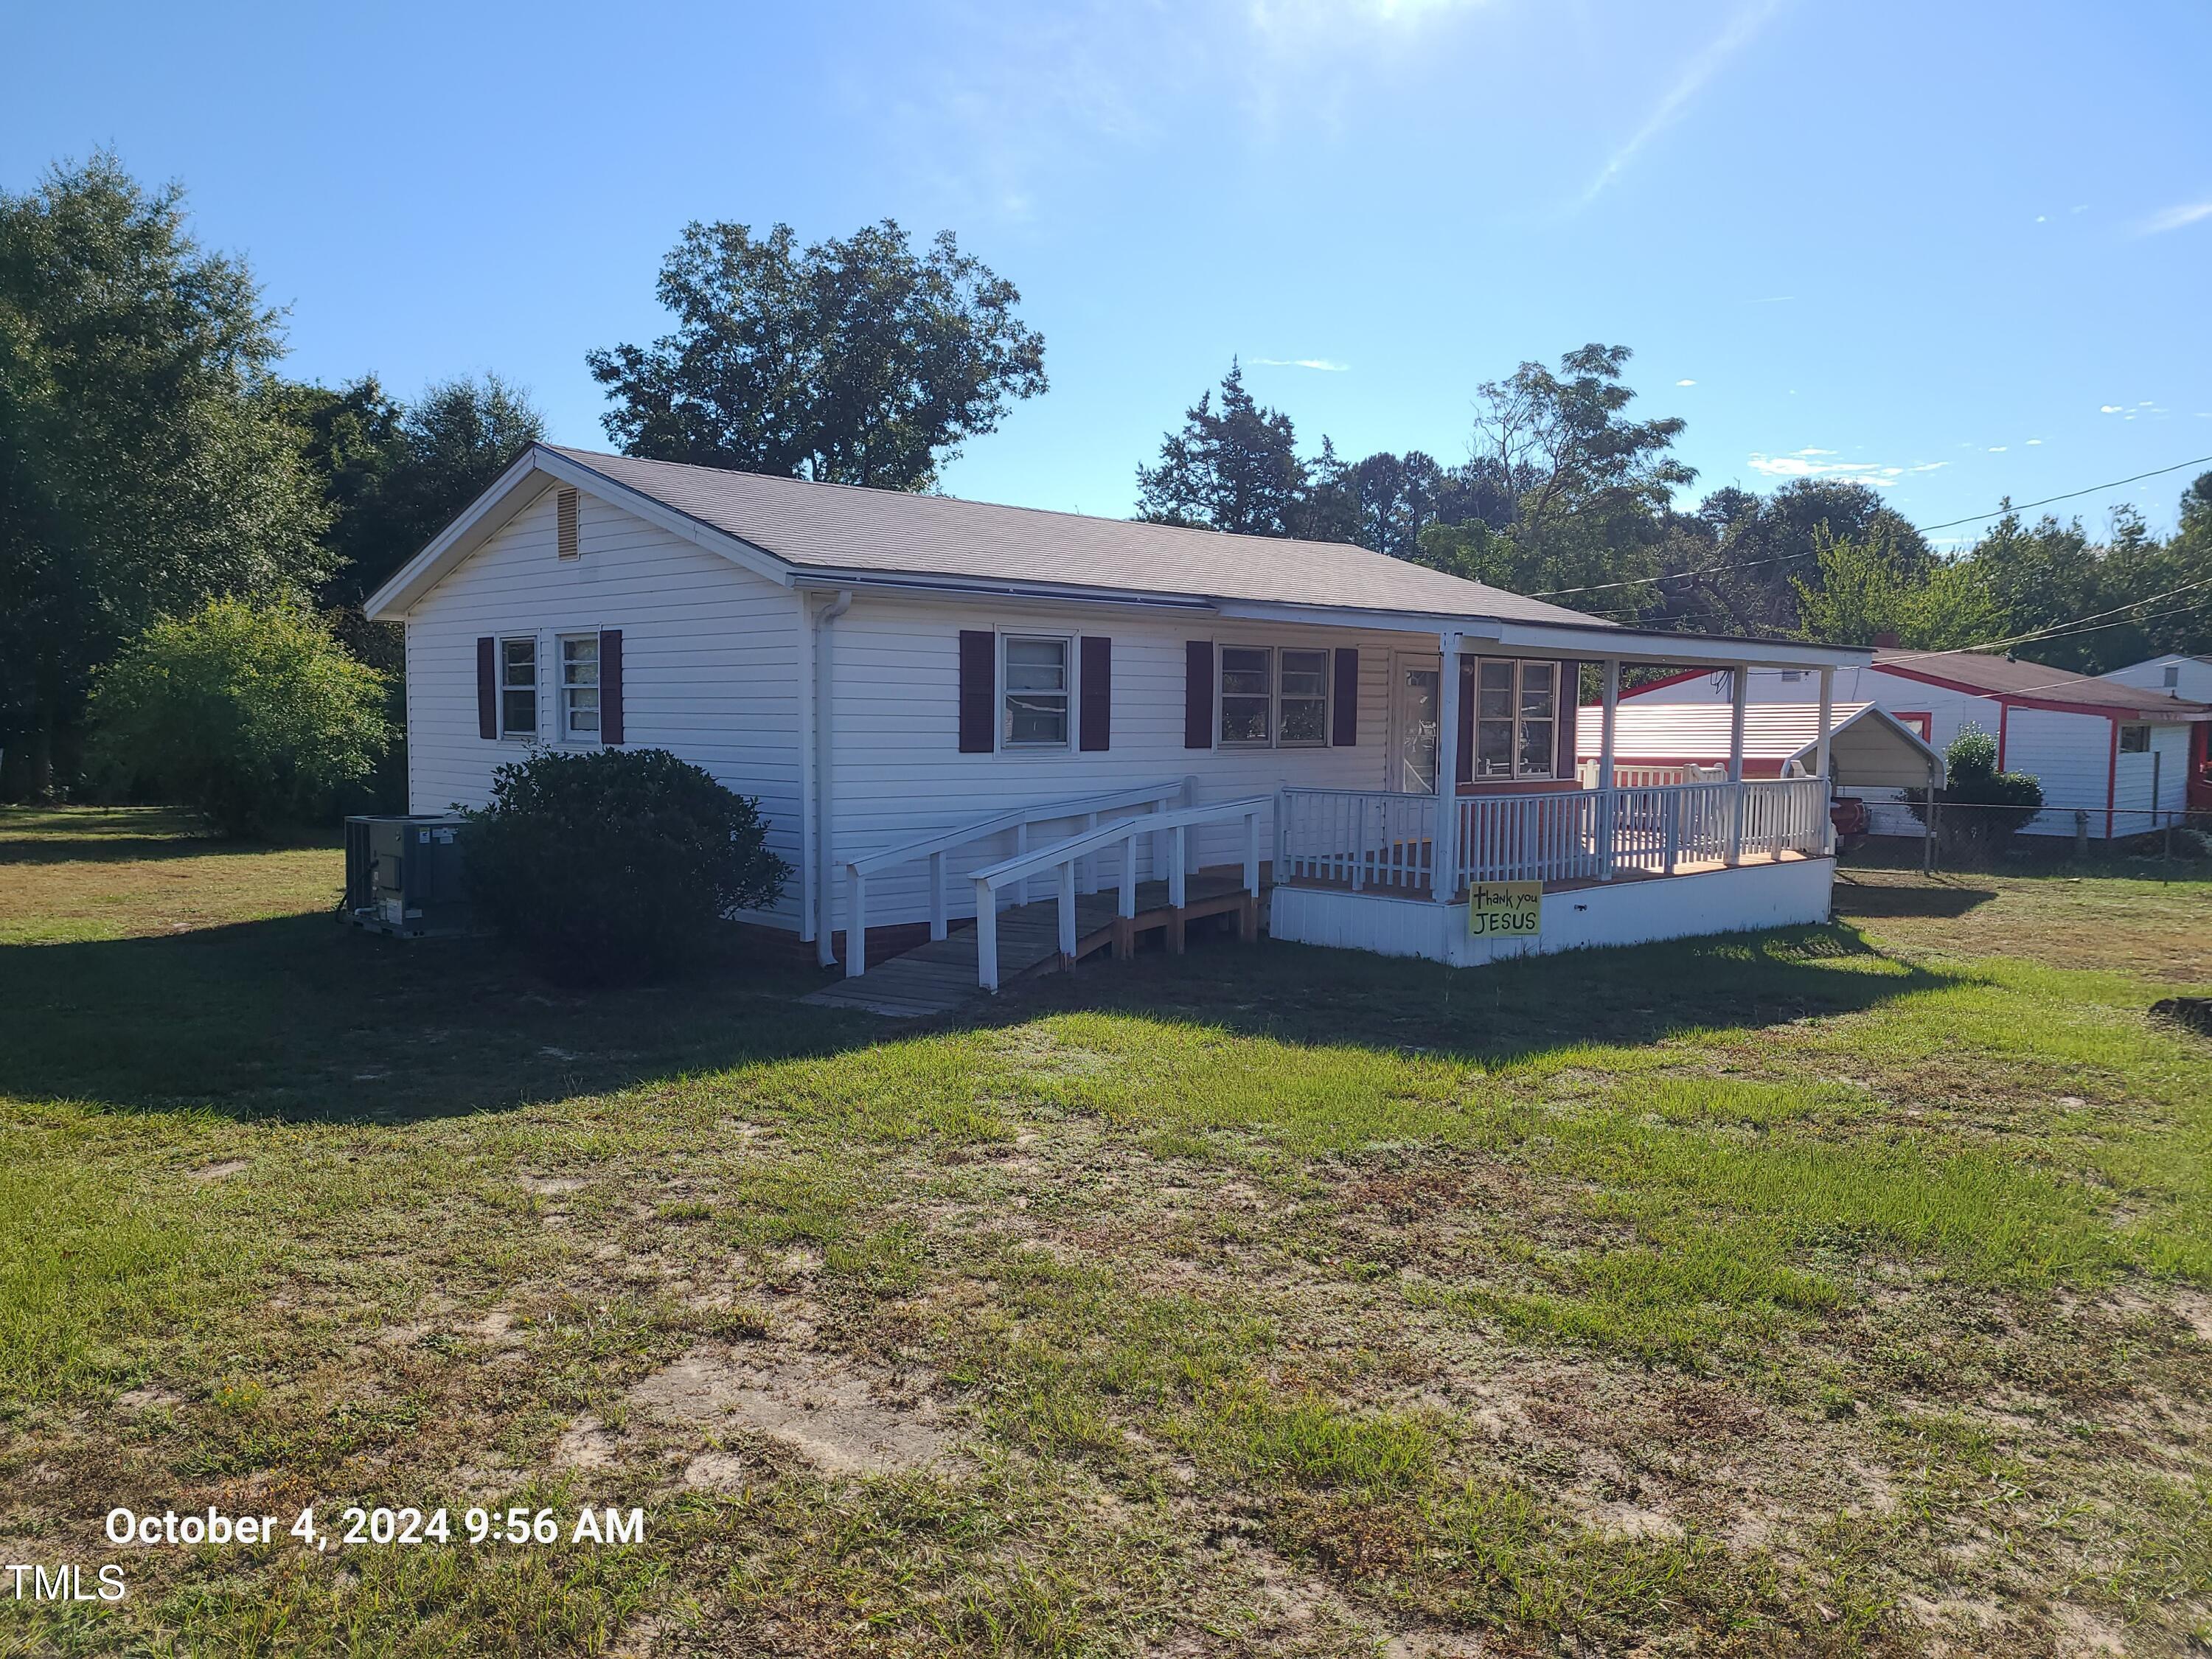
[1526,449,2212,599]
[1916,453,2212,533]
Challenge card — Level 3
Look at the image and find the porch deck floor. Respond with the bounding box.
[801,872,1256,1018]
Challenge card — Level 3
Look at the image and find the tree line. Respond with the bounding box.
[1133,354,2212,672]
[5,152,2207,806]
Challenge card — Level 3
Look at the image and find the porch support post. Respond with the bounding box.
[1726,663,1748,866]
[1815,668,1834,779]
[1433,630,1464,900]
[1815,667,1837,855]
[1599,658,1621,880]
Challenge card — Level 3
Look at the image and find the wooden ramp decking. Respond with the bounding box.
[802,872,1258,1018]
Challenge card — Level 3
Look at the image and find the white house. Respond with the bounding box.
[2100,654,2212,813]
[364,445,1873,984]
[1621,650,2210,841]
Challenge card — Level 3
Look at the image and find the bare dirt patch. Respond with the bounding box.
[624,1346,953,1475]
[188,1158,249,1183]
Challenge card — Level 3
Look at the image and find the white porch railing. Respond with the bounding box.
[1574,760,1728,789]
[842,779,1190,976]
[1274,786,1438,892]
[968,796,1271,991]
[1280,776,1831,898]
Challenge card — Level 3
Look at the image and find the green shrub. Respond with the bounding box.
[1906,724,2042,865]
[462,748,787,984]
[86,600,389,837]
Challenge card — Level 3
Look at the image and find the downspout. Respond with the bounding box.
[813,589,855,967]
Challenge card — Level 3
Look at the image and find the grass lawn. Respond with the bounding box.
[2,807,2209,1656]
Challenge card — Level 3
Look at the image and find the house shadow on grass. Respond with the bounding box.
[950,915,1961,1072]
[1,905,1953,1124]
[0,911,867,1124]
[1830,872,2000,922]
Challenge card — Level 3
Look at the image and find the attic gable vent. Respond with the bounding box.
[556,488,580,560]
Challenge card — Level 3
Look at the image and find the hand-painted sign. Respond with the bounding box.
[1467,880,1543,938]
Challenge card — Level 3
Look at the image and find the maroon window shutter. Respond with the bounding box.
[1331,647,1358,746]
[1079,636,1111,751]
[1184,641,1214,749]
[1456,659,1475,786]
[1554,660,1577,778]
[476,637,497,739]
[958,630,995,753]
[599,629,625,745]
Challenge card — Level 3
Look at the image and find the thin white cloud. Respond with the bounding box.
[1675,378,1697,386]
[2026,438,2043,445]
[1250,357,1350,372]
[1745,447,1944,488]
[1988,445,2007,453]
[2138,200,2212,235]
[2100,405,2125,414]
[1575,0,1789,208]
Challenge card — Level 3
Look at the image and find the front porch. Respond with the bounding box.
[1267,771,1837,965]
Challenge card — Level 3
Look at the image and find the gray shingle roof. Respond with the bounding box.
[548,445,1608,627]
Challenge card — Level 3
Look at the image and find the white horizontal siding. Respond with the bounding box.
[821,594,1461,932]
[2102,655,2212,704]
[401,484,807,928]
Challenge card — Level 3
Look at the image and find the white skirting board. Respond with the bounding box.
[1268,858,1837,967]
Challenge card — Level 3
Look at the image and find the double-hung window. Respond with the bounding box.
[1473,659,1556,779]
[1004,636,1069,746]
[560,634,601,741]
[1220,645,1330,747]
[2119,723,2151,754]
[499,638,538,737]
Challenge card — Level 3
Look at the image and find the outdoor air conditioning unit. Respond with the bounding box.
[342,814,471,937]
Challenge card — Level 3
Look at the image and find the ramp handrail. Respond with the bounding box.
[970,796,1272,992]
[841,779,1189,977]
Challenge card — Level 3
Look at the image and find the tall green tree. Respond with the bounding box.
[1134,361,1310,535]
[1792,523,1998,649]
[283,372,545,620]
[1413,344,1693,608]
[0,154,330,797]
[588,219,1046,490]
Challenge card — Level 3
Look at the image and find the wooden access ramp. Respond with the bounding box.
[801,873,1259,1018]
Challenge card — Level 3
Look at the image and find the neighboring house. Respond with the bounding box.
[365,445,1871,980]
[1622,650,2211,840]
[2100,654,2212,813]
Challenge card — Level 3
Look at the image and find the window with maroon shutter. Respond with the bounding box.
[600,629,624,745]
[957,630,995,752]
[1079,636,1111,751]
[1184,641,1214,749]
[1331,647,1358,745]
[476,637,497,739]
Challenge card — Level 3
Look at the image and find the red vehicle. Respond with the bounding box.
[1829,794,1870,853]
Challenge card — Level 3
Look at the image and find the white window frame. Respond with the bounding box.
[2118,723,2152,754]
[557,632,602,744]
[1001,633,1072,750]
[1217,642,1332,748]
[1470,658,1559,782]
[498,636,538,740]
[2163,664,2181,689]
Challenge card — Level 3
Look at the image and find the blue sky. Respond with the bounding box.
[8,0,2211,545]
